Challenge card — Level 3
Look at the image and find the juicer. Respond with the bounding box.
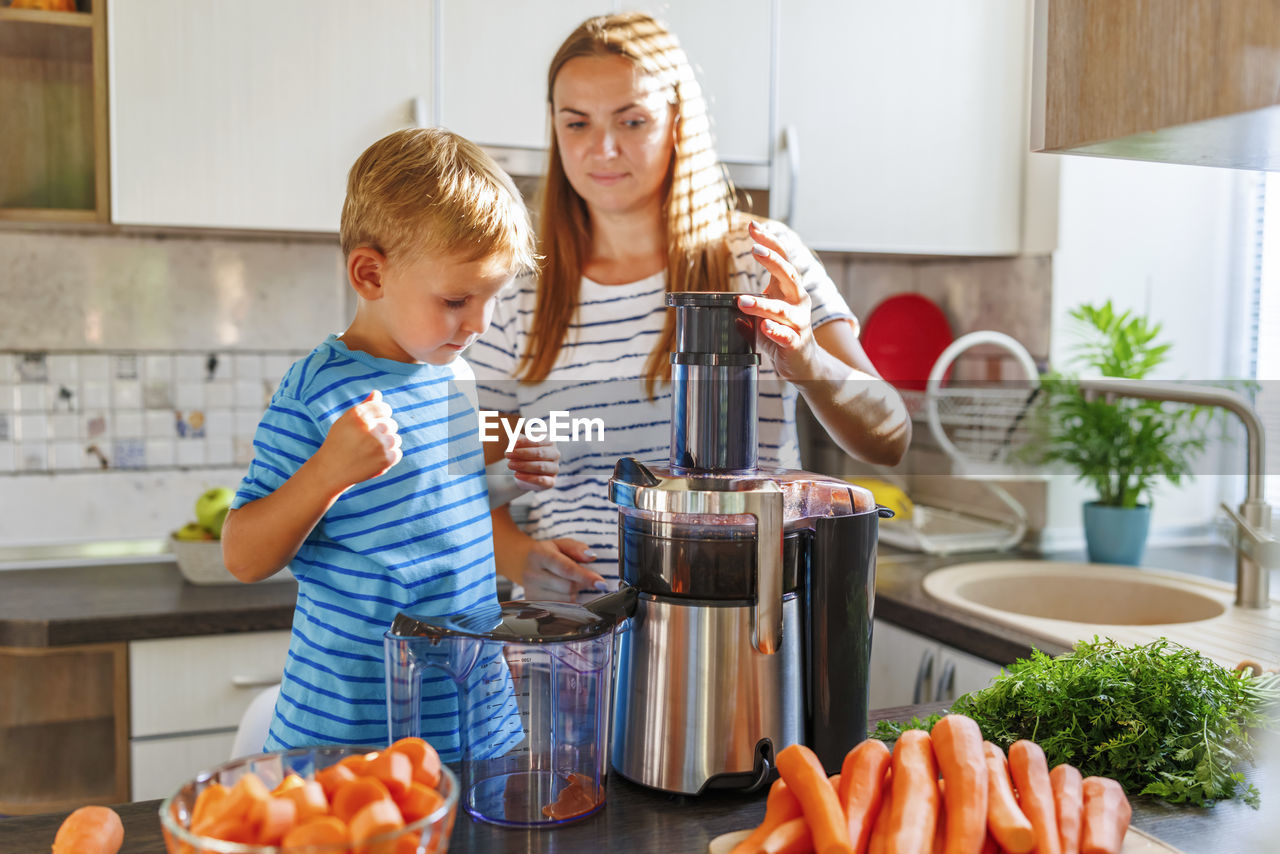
[608,292,888,795]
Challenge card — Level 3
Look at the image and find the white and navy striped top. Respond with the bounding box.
[232,335,509,758]
[469,219,856,591]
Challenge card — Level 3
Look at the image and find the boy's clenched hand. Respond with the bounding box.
[316,389,403,490]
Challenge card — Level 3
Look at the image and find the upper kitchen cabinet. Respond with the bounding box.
[435,0,602,153]
[108,0,433,232]
[0,0,109,224]
[776,0,1048,255]
[1031,0,1280,172]
[436,0,773,183]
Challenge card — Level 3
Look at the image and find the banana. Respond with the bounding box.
[845,478,914,521]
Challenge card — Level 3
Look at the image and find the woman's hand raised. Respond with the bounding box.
[737,220,819,383]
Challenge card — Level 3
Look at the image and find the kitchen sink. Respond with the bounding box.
[923,561,1227,627]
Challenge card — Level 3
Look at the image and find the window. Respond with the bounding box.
[1248,173,1279,500]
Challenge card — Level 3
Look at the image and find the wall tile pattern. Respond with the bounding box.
[0,348,307,474]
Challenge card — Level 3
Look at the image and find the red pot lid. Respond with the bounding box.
[860,294,954,391]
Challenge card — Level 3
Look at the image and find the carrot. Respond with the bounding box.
[886,729,940,854]
[865,769,894,854]
[1080,777,1131,854]
[390,736,443,788]
[252,796,298,845]
[52,805,124,854]
[272,773,305,795]
[190,783,229,834]
[279,779,329,823]
[776,743,855,854]
[367,749,414,799]
[932,778,947,854]
[1050,764,1084,854]
[1007,741,1062,854]
[730,777,804,854]
[397,780,445,823]
[981,742,1034,854]
[332,776,395,824]
[931,715,989,854]
[317,762,360,800]
[339,752,377,776]
[979,836,999,854]
[281,815,350,848]
[349,797,405,854]
[839,738,892,854]
[761,816,815,854]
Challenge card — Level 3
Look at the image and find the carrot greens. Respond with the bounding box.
[872,638,1280,807]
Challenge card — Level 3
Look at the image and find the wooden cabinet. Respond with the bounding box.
[775,0,1045,254]
[1031,0,1280,171]
[0,642,129,815]
[868,619,1004,710]
[128,630,289,801]
[107,0,433,232]
[0,1,109,223]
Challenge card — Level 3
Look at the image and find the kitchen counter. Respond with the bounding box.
[2,703,1274,854]
[0,543,1244,658]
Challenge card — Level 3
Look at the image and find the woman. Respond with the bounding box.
[471,12,910,600]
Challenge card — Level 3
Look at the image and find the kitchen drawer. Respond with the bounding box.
[130,730,235,802]
[129,631,289,738]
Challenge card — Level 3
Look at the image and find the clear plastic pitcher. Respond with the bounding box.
[385,588,635,828]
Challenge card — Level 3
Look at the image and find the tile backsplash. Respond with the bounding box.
[0,348,307,474]
[0,226,1053,553]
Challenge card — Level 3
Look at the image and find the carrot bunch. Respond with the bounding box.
[164,736,449,853]
[731,715,1132,854]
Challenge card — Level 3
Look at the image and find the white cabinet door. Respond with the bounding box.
[869,619,1004,710]
[129,631,290,737]
[868,619,939,711]
[436,0,603,151]
[775,0,1030,254]
[109,0,433,231]
[629,0,775,164]
[131,731,236,802]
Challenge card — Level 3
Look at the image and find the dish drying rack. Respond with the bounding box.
[880,330,1042,555]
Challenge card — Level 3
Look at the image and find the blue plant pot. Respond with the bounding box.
[1082,501,1151,565]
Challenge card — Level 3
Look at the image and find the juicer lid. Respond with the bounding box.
[390,587,637,644]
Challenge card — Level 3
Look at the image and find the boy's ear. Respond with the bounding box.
[347,247,387,300]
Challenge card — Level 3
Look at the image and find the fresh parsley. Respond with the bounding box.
[871,637,1280,808]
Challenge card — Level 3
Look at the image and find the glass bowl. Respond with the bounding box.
[159,745,458,853]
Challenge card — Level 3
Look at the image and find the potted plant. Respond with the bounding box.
[1028,301,1216,564]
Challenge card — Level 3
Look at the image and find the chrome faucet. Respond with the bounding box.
[1077,378,1275,608]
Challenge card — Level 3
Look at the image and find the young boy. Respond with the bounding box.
[221,128,548,756]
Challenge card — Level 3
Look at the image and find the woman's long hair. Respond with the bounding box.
[519,12,737,397]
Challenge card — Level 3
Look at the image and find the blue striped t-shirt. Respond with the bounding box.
[232,335,512,759]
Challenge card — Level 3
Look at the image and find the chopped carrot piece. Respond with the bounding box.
[397,781,445,824]
[317,762,360,800]
[272,773,306,795]
[368,749,414,799]
[281,815,350,848]
[349,798,405,854]
[390,737,442,789]
[190,783,229,834]
[279,779,329,823]
[252,795,298,846]
[332,776,395,824]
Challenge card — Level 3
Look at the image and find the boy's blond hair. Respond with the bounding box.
[340,128,536,273]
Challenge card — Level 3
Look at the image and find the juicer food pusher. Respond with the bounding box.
[608,292,889,795]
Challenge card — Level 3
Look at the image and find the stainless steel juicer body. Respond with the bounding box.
[608,292,884,795]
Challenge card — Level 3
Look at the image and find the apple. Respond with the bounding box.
[195,487,234,538]
[173,522,213,541]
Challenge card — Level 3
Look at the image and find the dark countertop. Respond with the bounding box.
[0,543,1240,657]
[2,704,1273,854]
